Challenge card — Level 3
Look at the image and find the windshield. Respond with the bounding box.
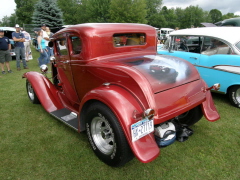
[235,41,240,51]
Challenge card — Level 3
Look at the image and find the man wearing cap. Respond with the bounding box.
[0,29,13,74]
[12,24,29,70]
[41,24,50,63]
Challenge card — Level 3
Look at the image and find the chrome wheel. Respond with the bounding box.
[26,80,40,104]
[86,102,133,167]
[27,82,34,101]
[91,116,115,155]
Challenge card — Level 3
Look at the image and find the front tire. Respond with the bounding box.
[26,80,40,104]
[228,86,240,108]
[85,102,133,167]
[177,105,203,126]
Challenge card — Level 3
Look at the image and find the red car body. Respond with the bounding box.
[23,23,219,166]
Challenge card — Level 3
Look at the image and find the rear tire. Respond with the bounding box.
[177,105,203,126]
[85,102,133,167]
[26,80,40,104]
[228,86,240,108]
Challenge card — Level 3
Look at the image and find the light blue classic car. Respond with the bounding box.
[158,27,240,108]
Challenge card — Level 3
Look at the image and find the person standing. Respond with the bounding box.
[37,30,48,66]
[41,24,50,64]
[12,24,28,70]
[22,28,32,62]
[46,27,54,58]
[0,29,13,74]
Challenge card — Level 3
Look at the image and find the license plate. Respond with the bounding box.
[131,118,154,142]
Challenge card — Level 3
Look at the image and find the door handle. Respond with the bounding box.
[190,57,198,60]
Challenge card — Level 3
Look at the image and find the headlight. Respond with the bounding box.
[40,64,48,73]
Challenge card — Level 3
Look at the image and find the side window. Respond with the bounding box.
[170,36,200,52]
[56,38,68,56]
[201,37,231,55]
[70,36,82,54]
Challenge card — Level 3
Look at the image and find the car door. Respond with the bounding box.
[158,35,201,66]
[197,37,240,92]
[55,34,80,106]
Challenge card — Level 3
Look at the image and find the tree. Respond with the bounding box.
[109,0,147,23]
[222,13,239,20]
[15,0,38,25]
[57,0,83,24]
[81,0,111,23]
[174,7,184,29]
[32,0,63,28]
[145,0,162,26]
[160,6,178,29]
[209,9,222,23]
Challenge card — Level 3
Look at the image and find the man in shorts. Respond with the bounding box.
[0,29,13,74]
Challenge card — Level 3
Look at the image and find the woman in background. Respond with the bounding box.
[37,30,48,66]
[46,27,54,60]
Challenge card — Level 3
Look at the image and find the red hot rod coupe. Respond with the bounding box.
[23,23,220,167]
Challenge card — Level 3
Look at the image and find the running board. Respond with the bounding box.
[50,108,78,131]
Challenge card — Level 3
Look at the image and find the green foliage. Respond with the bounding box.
[109,0,147,23]
[160,6,178,29]
[1,0,240,29]
[145,0,162,25]
[222,13,240,20]
[57,0,83,24]
[14,0,38,25]
[209,9,222,23]
[81,0,111,22]
[32,0,63,27]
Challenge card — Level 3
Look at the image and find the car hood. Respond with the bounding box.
[108,54,200,94]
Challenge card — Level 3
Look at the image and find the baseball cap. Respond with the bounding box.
[41,24,46,27]
[15,24,20,28]
[0,29,4,32]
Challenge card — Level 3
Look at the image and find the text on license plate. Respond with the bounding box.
[131,119,154,142]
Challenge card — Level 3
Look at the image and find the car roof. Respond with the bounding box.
[221,17,240,26]
[160,28,174,31]
[170,27,240,44]
[0,27,15,31]
[55,23,154,35]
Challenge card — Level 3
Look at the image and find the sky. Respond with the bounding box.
[0,0,240,20]
[0,0,16,19]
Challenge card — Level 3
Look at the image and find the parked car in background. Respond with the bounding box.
[215,17,240,26]
[158,27,240,108]
[157,28,174,41]
[23,23,220,167]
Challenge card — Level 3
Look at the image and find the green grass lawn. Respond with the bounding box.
[0,47,239,180]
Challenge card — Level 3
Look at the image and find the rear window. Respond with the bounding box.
[113,33,146,47]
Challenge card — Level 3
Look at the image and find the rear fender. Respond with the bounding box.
[23,71,64,112]
[80,85,159,163]
[201,89,220,122]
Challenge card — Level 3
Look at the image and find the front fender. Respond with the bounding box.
[80,85,159,163]
[23,71,64,112]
